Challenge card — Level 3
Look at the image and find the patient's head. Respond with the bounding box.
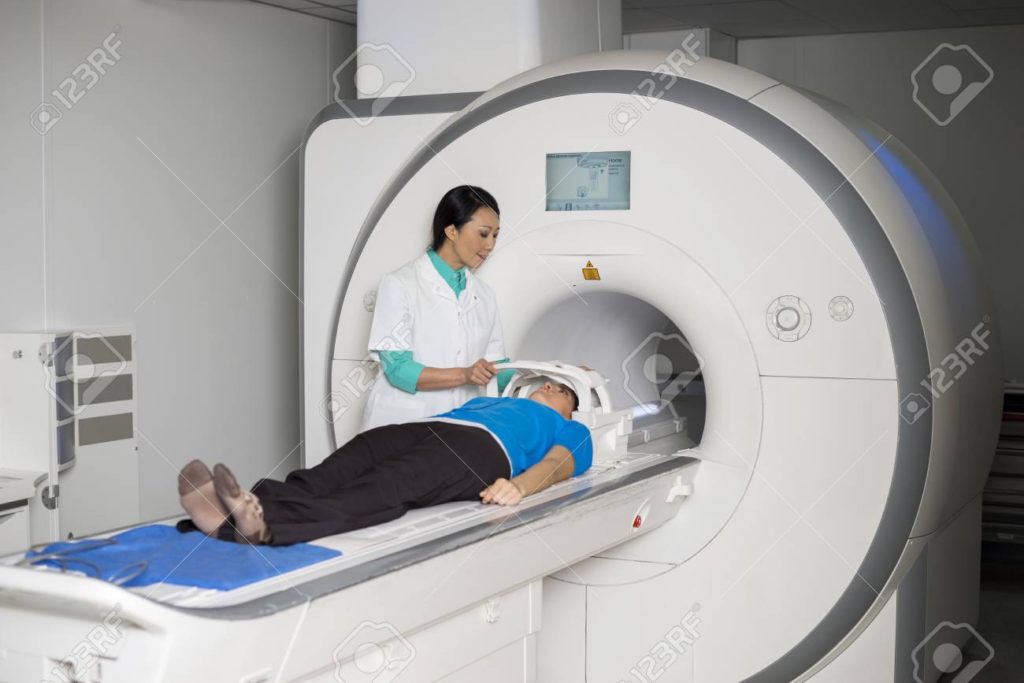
[530,381,579,419]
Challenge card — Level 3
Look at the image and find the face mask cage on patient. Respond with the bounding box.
[484,361,633,465]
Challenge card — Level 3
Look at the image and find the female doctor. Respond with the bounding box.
[361,185,514,431]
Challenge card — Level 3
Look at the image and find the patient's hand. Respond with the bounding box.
[479,478,524,506]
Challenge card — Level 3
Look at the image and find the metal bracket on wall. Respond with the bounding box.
[41,484,60,510]
[37,341,54,367]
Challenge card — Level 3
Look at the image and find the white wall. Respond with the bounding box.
[624,28,736,62]
[0,0,356,526]
[737,25,1024,381]
[356,0,621,97]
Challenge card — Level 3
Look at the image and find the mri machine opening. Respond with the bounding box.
[516,290,707,449]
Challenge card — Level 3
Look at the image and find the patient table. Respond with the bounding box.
[0,364,695,682]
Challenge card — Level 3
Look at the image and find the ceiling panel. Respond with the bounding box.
[248,0,1024,36]
[250,0,322,10]
[623,7,687,32]
[302,6,357,21]
[248,0,356,24]
[623,0,753,7]
[941,0,1024,9]
[629,0,838,36]
[957,6,1024,21]
[787,0,965,33]
[647,0,819,24]
[622,0,1024,36]
[713,19,836,37]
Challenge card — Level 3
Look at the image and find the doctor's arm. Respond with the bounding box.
[378,352,499,393]
[415,359,498,390]
[371,276,496,392]
[479,445,576,506]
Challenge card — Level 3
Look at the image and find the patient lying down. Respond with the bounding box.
[178,382,594,546]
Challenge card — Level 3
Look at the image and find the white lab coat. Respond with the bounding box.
[361,252,506,431]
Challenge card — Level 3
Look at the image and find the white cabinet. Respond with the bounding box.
[0,506,29,556]
[0,330,138,548]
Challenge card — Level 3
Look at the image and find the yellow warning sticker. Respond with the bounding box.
[582,260,601,281]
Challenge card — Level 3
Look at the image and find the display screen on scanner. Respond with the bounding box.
[546,151,630,211]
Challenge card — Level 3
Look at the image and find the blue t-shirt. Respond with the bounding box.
[435,397,593,477]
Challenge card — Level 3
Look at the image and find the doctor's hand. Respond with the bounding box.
[480,478,524,506]
[464,359,498,386]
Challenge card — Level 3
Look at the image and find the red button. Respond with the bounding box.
[632,515,643,528]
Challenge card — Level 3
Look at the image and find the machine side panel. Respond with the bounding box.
[750,84,1002,538]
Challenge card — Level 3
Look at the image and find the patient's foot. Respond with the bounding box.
[178,460,230,536]
[213,463,269,544]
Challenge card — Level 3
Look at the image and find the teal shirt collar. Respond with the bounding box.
[427,249,467,296]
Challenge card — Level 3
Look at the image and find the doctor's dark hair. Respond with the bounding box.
[430,185,500,251]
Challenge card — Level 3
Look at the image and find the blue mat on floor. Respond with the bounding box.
[26,524,341,591]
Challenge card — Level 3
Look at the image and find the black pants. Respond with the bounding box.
[254,422,510,545]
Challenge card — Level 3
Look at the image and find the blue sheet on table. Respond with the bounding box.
[27,524,341,591]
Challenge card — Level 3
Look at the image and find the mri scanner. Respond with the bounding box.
[0,51,1002,682]
[305,49,1003,681]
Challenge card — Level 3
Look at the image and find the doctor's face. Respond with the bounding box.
[445,207,500,269]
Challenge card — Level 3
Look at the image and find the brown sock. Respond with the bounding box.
[178,460,230,536]
[213,463,269,544]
